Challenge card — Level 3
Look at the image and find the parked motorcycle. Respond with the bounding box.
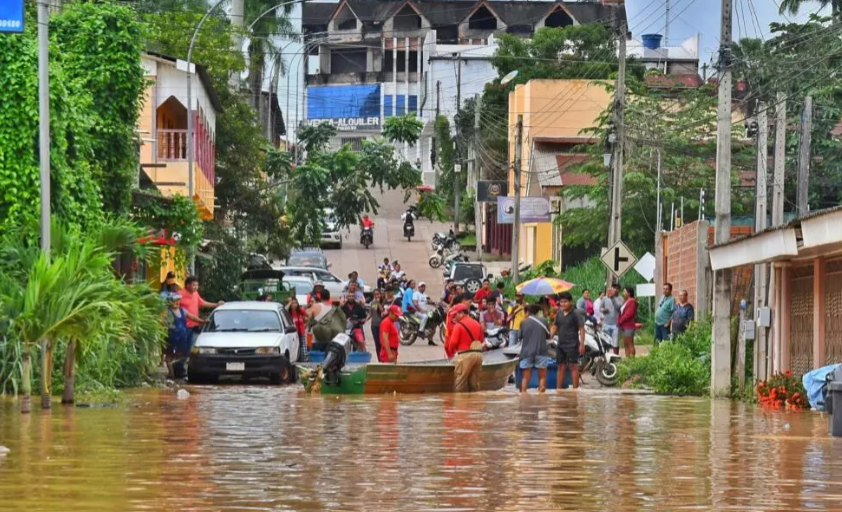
[432,229,461,253]
[428,243,460,269]
[580,317,620,386]
[483,325,509,350]
[360,226,373,249]
[441,252,471,275]
[399,302,447,346]
[546,318,620,387]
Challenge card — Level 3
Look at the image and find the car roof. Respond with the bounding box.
[276,266,332,273]
[290,247,324,255]
[214,301,283,311]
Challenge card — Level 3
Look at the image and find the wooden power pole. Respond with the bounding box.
[797,95,812,217]
[711,0,733,397]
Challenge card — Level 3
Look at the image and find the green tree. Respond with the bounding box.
[778,0,841,18]
[52,1,148,216]
[559,85,753,255]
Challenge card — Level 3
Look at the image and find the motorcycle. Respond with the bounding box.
[345,319,367,352]
[580,317,620,386]
[399,302,447,346]
[546,318,620,387]
[483,325,509,350]
[428,243,458,269]
[360,226,373,249]
[432,229,461,253]
[401,210,416,242]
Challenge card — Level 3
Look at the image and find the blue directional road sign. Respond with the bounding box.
[0,0,25,34]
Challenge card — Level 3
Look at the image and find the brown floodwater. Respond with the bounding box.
[1,386,842,511]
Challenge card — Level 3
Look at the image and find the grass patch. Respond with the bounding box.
[457,233,477,246]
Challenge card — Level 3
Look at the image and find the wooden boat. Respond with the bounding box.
[297,354,518,395]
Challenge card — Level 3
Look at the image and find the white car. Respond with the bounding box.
[283,275,315,305]
[320,209,342,249]
[274,266,373,301]
[188,302,301,384]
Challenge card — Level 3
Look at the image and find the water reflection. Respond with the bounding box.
[1,387,841,511]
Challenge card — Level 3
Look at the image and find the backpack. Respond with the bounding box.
[310,306,347,344]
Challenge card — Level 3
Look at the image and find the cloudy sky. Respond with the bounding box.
[625,0,825,65]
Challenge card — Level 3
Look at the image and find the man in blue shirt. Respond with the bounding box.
[655,282,675,344]
[402,279,416,313]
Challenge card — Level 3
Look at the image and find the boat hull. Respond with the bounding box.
[298,356,517,395]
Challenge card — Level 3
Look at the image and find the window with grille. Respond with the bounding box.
[341,137,364,152]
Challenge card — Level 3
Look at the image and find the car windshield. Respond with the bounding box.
[453,265,485,281]
[288,280,314,294]
[288,254,327,268]
[205,310,281,333]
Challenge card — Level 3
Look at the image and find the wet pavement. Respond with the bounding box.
[1,387,841,511]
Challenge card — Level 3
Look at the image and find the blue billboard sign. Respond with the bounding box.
[0,0,24,33]
[306,84,381,132]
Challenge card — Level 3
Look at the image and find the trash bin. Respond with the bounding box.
[829,382,842,437]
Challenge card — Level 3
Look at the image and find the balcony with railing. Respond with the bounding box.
[153,115,216,219]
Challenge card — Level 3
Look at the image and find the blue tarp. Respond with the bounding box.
[802,364,840,411]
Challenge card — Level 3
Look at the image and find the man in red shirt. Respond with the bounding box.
[180,276,224,341]
[445,292,474,358]
[445,304,485,392]
[379,305,402,363]
[473,279,492,304]
[361,214,375,229]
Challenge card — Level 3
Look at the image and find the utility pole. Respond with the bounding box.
[665,0,671,45]
[230,0,245,88]
[711,0,733,397]
[511,115,524,282]
[606,18,627,287]
[772,93,787,226]
[474,94,483,261]
[797,95,812,217]
[38,0,52,413]
[454,53,462,234]
[754,104,769,381]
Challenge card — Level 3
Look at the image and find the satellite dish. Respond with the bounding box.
[501,70,519,85]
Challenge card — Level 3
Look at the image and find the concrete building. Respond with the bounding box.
[300,0,627,179]
[627,33,700,76]
[137,52,222,284]
[506,79,612,267]
[709,207,842,379]
[139,52,222,221]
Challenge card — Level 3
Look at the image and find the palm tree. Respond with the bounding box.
[243,0,294,121]
[778,0,842,18]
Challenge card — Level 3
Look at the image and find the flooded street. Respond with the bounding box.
[2,387,842,511]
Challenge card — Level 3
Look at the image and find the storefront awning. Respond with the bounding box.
[709,228,798,271]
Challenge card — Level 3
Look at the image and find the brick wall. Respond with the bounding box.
[663,222,754,315]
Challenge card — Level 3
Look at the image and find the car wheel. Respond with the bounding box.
[465,279,481,294]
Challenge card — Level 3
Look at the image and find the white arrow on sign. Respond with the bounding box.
[601,240,638,279]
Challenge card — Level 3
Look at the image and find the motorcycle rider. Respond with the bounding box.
[360,214,375,245]
[401,205,416,237]
[413,282,433,345]
[401,279,416,315]
[340,294,368,351]
[391,262,406,281]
